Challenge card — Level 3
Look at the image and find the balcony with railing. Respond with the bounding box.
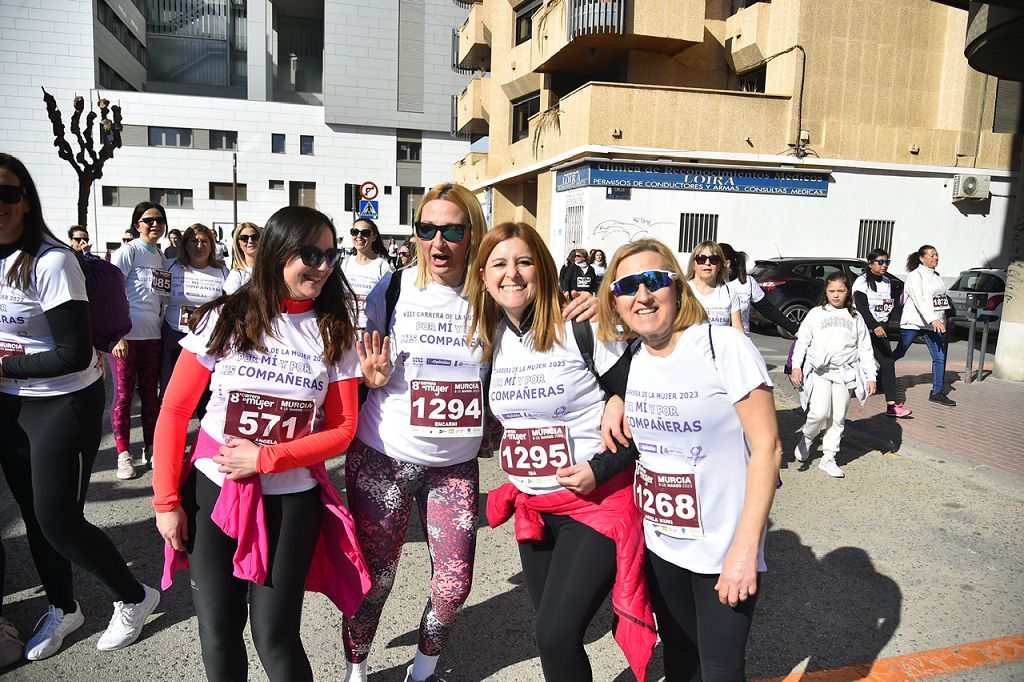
[725,1,772,75]
[455,76,492,136]
[530,0,704,74]
[455,2,491,71]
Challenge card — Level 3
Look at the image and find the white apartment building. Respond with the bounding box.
[0,0,472,255]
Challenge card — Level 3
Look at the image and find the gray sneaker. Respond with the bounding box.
[116,451,135,480]
[0,617,23,668]
[793,437,812,463]
[25,602,84,661]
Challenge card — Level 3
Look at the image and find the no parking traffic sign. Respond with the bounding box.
[359,181,379,201]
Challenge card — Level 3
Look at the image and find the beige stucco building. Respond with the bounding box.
[450,0,1020,276]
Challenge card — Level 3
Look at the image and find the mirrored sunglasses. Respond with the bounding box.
[414,222,467,243]
[611,270,679,297]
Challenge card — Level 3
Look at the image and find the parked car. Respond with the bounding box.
[748,257,903,338]
[947,268,1007,333]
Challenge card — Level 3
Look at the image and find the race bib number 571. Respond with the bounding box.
[409,380,483,437]
[634,461,703,539]
[223,391,315,446]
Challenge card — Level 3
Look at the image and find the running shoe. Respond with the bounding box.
[929,392,956,406]
[133,445,151,469]
[793,437,812,463]
[116,451,135,480]
[819,455,845,478]
[0,617,23,668]
[24,602,84,661]
[96,584,160,651]
[886,403,913,418]
[404,664,448,682]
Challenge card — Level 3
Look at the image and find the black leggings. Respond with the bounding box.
[646,550,758,682]
[183,472,323,682]
[518,513,617,682]
[0,379,143,611]
[870,333,898,402]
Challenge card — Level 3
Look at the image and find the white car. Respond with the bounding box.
[947,268,1007,333]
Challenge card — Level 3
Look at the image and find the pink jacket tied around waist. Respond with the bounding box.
[162,429,371,615]
[486,469,656,682]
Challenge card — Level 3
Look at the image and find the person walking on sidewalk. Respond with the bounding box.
[892,244,955,406]
[853,249,911,418]
[720,243,799,337]
[791,272,877,478]
[686,241,745,333]
[0,153,159,663]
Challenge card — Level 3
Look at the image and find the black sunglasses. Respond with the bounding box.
[70,236,89,243]
[611,270,679,297]
[694,254,722,265]
[139,216,166,226]
[397,251,411,258]
[296,245,344,269]
[122,238,133,243]
[237,234,259,244]
[0,184,27,204]
[350,228,373,238]
[873,259,891,266]
[414,222,467,243]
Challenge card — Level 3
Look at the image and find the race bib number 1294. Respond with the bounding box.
[409,379,483,437]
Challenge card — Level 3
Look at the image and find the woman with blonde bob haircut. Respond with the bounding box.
[684,240,744,332]
[597,238,781,682]
[467,223,656,682]
[224,222,261,294]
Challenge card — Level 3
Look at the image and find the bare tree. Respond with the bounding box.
[42,88,123,229]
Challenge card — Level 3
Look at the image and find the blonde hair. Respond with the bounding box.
[412,183,488,289]
[596,239,707,342]
[230,222,261,271]
[686,240,729,287]
[466,223,565,362]
[177,223,225,271]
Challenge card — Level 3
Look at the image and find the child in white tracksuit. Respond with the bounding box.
[790,272,877,478]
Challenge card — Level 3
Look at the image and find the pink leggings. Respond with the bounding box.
[111,339,162,454]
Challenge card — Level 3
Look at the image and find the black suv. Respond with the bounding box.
[748,257,903,337]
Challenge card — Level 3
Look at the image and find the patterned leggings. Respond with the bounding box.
[342,440,478,663]
[111,339,162,454]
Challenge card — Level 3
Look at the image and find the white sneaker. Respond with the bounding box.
[793,437,812,463]
[96,584,160,651]
[819,455,845,478]
[116,451,135,480]
[132,446,150,469]
[404,664,448,682]
[0,616,24,667]
[24,602,84,661]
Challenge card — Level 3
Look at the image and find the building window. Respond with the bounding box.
[289,181,316,208]
[397,141,422,161]
[149,127,193,148]
[210,130,238,151]
[678,213,719,252]
[856,219,894,260]
[564,204,584,251]
[272,133,286,153]
[269,179,284,190]
[399,187,425,226]
[151,188,194,209]
[209,182,247,201]
[738,66,766,93]
[97,60,137,92]
[514,0,542,46]
[97,1,147,67]
[511,92,541,143]
[993,79,1023,134]
[299,135,314,155]
[102,186,118,207]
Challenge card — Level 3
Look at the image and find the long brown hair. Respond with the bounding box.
[816,271,858,317]
[466,222,565,362]
[177,223,225,271]
[191,206,356,364]
[0,154,62,291]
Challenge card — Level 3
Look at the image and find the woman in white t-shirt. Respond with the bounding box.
[466,223,654,681]
[686,240,744,333]
[790,272,877,478]
[0,154,159,663]
[159,223,228,407]
[223,222,260,295]
[112,201,171,480]
[597,238,781,682]
[341,218,392,330]
[719,243,799,337]
[153,205,368,681]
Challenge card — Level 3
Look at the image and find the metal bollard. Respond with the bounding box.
[965,315,977,384]
[977,319,990,382]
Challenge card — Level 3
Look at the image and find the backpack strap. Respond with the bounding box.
[707,323,717,368]
[383,270,403,336]
[571,318,599,382]
[573,319,635,399]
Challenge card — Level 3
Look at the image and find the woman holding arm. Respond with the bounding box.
[686,241,745,333]
[468,223,654,682]
[597,239,781,682]
[223,222,260,295]
[153,206,369,681]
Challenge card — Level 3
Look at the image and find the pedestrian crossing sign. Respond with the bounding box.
[358,199,379,219]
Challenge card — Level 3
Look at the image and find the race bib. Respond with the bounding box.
[179,306,196,327]
[932,294,950,311]
[634,460,703,539]
[873,299,894,315]
[409,379,483,437]
[499,424,572,487]
[150,268,172,296]
[354,294,367,326]
[223,391,316,446]
[575,275,592,290]
[0,340,28,385]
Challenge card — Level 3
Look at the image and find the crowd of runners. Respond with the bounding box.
[0,152,957,680]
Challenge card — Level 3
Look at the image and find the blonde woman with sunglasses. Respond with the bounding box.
[224,222,261,294]
[686,241,744,334]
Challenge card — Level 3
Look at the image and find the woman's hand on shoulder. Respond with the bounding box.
[356,330,392,389]
[156,507,188,552]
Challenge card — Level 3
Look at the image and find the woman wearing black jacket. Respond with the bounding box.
[559,249,598,297]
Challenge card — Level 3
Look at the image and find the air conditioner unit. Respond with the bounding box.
[951,174,991,202]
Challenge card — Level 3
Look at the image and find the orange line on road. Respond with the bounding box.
[756,633,1024,682]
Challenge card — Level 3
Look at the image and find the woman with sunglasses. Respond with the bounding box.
[223,222,261,294]
[687,241,744,334]
[852,249,911,418]
[343,183,490,682]
[559,249,599,297]
[468,223,655,682]
[111,201,171,479]
[719,243,799,338]
[395,240,414,269]
[153,205,368,681]
[597,239,780,682]
[0,154,160,662]
[342,218,392,330]
[160,224,228,402]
